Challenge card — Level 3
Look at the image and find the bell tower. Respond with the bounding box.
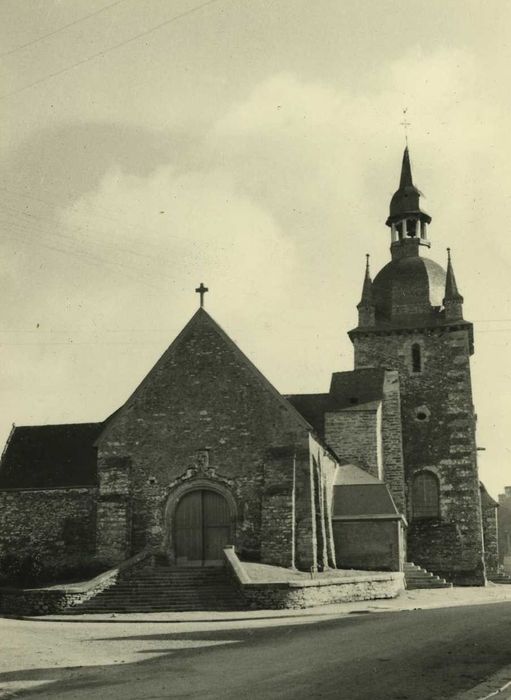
[386,146,432,257]
[348,148,485,585]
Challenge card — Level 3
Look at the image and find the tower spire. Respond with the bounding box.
[399,146,413,188]
[386,147,432,258]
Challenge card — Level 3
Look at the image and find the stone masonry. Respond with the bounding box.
[95,309,334,572]
[0,488,97,583]
[351,326,485,584]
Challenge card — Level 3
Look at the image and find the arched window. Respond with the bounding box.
[412,472,440,520]
[411,343,422,373]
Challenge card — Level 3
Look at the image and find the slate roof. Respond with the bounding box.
[329,368,386,408]
[334,463,382,485]
[284,393,334,436]
[287,368,386,436]
[0,423,102,489]
[332,483,400,518]
[331,462,400,518]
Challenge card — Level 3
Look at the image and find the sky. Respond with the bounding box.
[0,0,510,498]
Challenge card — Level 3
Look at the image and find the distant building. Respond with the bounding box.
[498,488,511,573]
[0,148,497,596]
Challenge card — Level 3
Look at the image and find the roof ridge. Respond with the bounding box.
[97,307,314,445]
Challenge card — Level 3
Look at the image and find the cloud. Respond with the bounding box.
[58,163,296,312]
[2,44,510,496]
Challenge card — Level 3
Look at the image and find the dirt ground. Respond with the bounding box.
[2,585,511,698]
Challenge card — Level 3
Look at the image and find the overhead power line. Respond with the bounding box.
[0,0,228,100]
[0,0,128,58]
[0,184,179,253]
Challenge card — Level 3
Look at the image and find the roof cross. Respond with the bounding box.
[400,108,411,146]
[195,282,209,308]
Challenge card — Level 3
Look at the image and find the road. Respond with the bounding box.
[2,603,511,699]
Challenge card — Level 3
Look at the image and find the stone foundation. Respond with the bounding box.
[224,547,404,609]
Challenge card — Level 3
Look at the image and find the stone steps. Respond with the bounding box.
[64,566,246,614]
[404,562,452,589]
[488,572,511,584]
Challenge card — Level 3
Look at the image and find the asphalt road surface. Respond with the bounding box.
[4,602,511,699]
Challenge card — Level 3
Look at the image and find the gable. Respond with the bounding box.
[98,308,311,447]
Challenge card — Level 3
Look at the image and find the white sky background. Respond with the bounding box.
[0,0,510,498]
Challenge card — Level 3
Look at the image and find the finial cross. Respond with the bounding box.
[195,282,209,307]
[400,108,411,146]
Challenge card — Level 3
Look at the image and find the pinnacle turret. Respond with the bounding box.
[443,248,464,320]
[357,254,375,327]
[444,248,463,301]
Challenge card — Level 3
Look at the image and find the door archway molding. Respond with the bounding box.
[163,478,237,563]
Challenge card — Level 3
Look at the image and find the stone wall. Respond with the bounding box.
[324,406,382,479]
[223,546,403,609]
[241,573,404,609]
[381,371,406,514]
[352,325,485,585]
[332,519,403,571]
[96,456,132,563]
[323,370,405,515]
[96,311,317,569]
[0,549,151,615]
[0,488,97,584]
[308,436,338,571]
[260,446,296,568]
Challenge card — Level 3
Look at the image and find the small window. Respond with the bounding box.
[414,405,430,422]
[412,472,440,520]
[411,343,422,373]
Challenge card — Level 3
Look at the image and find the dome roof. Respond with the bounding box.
[372,256,446,320]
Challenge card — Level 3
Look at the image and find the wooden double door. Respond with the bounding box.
[174,489,232,567]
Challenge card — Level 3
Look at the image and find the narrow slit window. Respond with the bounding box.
[412,343,422,373]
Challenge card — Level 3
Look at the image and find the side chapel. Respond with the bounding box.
[0,148,498,588]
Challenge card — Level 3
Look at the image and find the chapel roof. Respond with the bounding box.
[332,482,400,518]
[0,422,102,489]
[332,456,401,522]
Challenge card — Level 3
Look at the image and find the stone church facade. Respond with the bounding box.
[0,149,498,588]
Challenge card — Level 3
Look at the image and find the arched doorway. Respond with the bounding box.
[174,489,232,567]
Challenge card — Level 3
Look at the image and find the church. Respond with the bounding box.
[0,148,499,607]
